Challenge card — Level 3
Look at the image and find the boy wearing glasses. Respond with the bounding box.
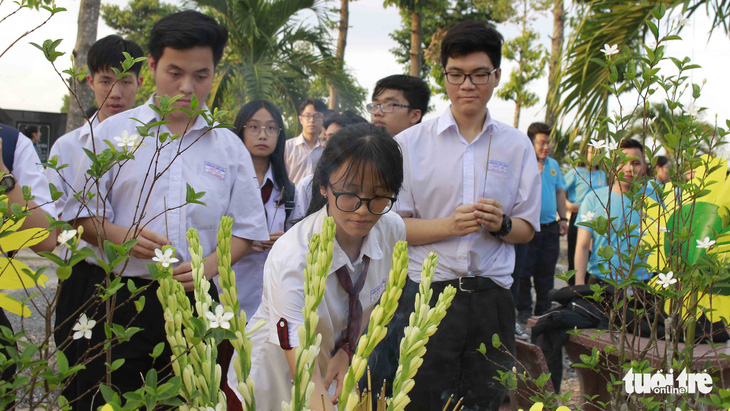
[285,98,328,184]
[391,21,541,409]
[368,74,430,136]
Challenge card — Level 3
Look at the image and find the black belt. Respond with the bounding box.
[439,276,500,293]
[540,221,558,229]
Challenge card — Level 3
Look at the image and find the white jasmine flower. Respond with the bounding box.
[152,248,179,268]
[686,103,700,118]
[659,226,668,232]
[677,17,690,28]
[57,229,77,245]
[696,236,716,249]
[656,271,677,289]
[72,314,96,340]
[605,140,618,151]
[601,44,619,56]
[580,211,596,222]
[589,138,606,150]
[206,305,234,329]
[114,130,142,149]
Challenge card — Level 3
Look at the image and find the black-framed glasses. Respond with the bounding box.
[328,183,396,215]
[300,113,324,121]
[243,124,281,137]
[366,102,413,114]
[443,68,499,85]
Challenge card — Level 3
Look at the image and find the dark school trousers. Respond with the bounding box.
[509,243,530,304]
[55,260,218,410]
[567,212,579,284]
[517,222,560,316]
[400,277,516,411]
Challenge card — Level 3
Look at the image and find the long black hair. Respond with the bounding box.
[233,100,295,208]
[305,123,403,217]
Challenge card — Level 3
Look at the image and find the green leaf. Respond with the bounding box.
[150,342,165,360]
[134,296,146,313]
[109,358,125,372]
[185,183,206,206]
[491,333,501,349]
[56,265,72,281]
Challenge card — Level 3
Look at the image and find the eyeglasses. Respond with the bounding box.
[243,124,281,137]
[366,102,413,113]
[443,68,499,85]
[300,113,324,121]
[328,183,396,215]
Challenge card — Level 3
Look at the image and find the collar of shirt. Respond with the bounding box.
[77,116,101,140]
[292,134,322,150]
[136,94,216,133]
[309,206,385,275]
[435,106,497,144]
[259,164,278,190]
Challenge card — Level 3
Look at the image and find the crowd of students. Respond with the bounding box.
[0,9,667,411]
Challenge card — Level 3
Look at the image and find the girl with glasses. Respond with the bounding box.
[227,123,405,410]
[216,100,295,316]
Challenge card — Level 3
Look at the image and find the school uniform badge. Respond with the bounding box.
[204,161,226,179]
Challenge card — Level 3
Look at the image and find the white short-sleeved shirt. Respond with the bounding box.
[214,165,295,316]
[394,107,541,288]
[285,134,323,184]
[227,206,406,408]
[12,132,56,217]
[290,173,314,221]
[63,96,269,278]
[46,117,100,215]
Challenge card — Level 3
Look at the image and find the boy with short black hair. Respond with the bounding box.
[61,11,268,407]
[575,138,652,286]
[48,34,145,213]
[368,74,430,136]
[391,21,541,409]
[51,37,146,395]
[285,97,328,183]
[515,122,568,322]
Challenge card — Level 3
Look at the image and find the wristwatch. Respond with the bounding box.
[490,214,512,238]
[0,174,16,193]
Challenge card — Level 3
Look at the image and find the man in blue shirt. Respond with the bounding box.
[515,122,568,321]
[575,138,652,284]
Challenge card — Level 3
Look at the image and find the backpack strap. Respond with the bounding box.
[0,124,19,173]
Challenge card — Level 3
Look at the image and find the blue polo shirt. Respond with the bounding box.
[539,157,566,224]
[577,186,650,281]
[564,166,607,205]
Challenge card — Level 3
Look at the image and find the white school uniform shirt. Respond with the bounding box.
[63,95,270,278]
[227,206,406,408]
[214,165,292,316]
[284,134,323,184]
[47,116,100,215]
[11,132,56,217]
[290,173,314,221]
[394,107,541,288]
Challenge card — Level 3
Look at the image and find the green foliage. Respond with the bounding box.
[496,0,549,127]
[100,0,179,50]
[387,0,515,97]
[196,0,366,134]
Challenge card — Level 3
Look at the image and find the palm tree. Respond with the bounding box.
[553,0,730,145]
[197,0,364,131]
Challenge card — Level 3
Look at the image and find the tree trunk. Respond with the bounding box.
[514,0,527,129]
[514,100,521,128]
[544,0,564,126]
[328,0,348,110]
[409,10,422,77]
[66,0,101,131]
